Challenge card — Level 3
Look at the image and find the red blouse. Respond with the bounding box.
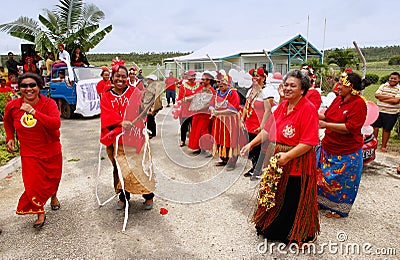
[322,95,366,155]
[264,97,319,176]
[177,81,201,118]
[4,95,62,158]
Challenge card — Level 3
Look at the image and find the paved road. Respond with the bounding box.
[0,107,399,259]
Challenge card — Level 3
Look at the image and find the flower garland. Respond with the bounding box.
[243,87,262,118]
[257,154,283,211]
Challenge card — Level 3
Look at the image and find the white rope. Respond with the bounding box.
[114,132,129,232]
[95,142,117,206]
[141,128,153,181]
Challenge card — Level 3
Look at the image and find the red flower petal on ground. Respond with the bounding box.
[160,208,168,215]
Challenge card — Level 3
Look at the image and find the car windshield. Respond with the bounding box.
[73,67,103,81]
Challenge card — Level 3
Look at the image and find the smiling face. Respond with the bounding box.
[389,74,399,87]
[112,67,128,91]
[19,78,40,103]
[282,76,303,102]
[337,80,352,98]
[102,71,110,82]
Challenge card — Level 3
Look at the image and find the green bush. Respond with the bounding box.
[388,56,400,65]
[0,92,13,121]
[365,73,380,84]
[379,74,390,84]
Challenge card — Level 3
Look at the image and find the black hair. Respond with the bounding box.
[390,72,400,77]
[283,69,310,96]
[100,70,110,76]
[346,72,371,91]
[111,65,128,79]
[18,73,44,89]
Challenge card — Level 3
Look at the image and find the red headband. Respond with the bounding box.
[111,59,125,72]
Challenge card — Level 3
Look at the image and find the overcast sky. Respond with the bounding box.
[1,0,399,54]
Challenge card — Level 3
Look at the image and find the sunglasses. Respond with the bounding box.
[19,82,38,88]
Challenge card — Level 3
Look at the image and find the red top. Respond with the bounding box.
[177,81,201,118]
[165,77,178,91]
[4,95,62,158]
[305,89,322,109]
[265,97,319,176]
[322,95,366,155]
[100,87,146,152]
[96,79,112,95]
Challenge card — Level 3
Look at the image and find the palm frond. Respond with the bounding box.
[39,10,61,35]
[56,0,83,32]
[85,25,112,51]
[82,4,105,25]
[0,17,40,36]
[10,31,36,42]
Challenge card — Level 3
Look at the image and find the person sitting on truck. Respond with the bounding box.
[52,44,70,69]
[71,47,89,67]
[51,70,68,83]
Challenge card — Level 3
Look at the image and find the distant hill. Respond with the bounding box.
[87,52,191,66]
[326,46,400,62]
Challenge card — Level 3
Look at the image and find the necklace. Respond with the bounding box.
[244,87,262,118]
[215,88,231,108]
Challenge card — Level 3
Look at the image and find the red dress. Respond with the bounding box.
[4,95,62,215]
[188,86,216,150]
[96,79,112,96]
[210,88,243,158]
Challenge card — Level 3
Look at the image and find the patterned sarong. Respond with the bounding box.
[316,147,363,217]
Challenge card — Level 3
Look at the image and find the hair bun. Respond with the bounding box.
[361,78,371,90]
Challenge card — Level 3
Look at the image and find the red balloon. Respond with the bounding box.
[364,101,379,126]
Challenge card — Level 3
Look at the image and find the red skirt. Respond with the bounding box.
[16,154,62,215]
[188,113,213,150]
[212,114,245,158]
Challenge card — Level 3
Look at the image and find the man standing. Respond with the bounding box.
[371,72,400,152]
[5,52,22,77]
[164,71,178,107]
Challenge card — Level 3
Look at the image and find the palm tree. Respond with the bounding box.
[325,48,359,71]
[0,0,112,56]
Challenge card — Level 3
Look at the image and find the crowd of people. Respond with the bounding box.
[2,53,400,248]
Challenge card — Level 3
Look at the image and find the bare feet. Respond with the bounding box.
[380,147,387,152]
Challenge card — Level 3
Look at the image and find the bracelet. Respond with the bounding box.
[29,108,35,114]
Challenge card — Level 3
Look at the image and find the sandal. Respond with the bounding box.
[226,165,236,171]
[143,199,153,210]
[215,161,227,167]
[179,141,185,147]
[325,211,341,218]
[33,214,46,228]
[50,197,61,211]
[397,166,400,175]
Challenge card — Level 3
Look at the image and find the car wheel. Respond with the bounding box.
[60,100,72,119]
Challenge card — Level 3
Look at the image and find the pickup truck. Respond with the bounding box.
[41,66,103,118]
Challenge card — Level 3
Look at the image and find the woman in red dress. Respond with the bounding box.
[176,70,201,147]
[210,73,242,171]
[188,72,216,154]
[4,73,62,228]
[100,65,155,211]
[96,68,111,97]
[241,69,319,245]
[242,68,275,179]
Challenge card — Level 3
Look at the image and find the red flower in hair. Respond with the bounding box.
[111,59,125,72]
